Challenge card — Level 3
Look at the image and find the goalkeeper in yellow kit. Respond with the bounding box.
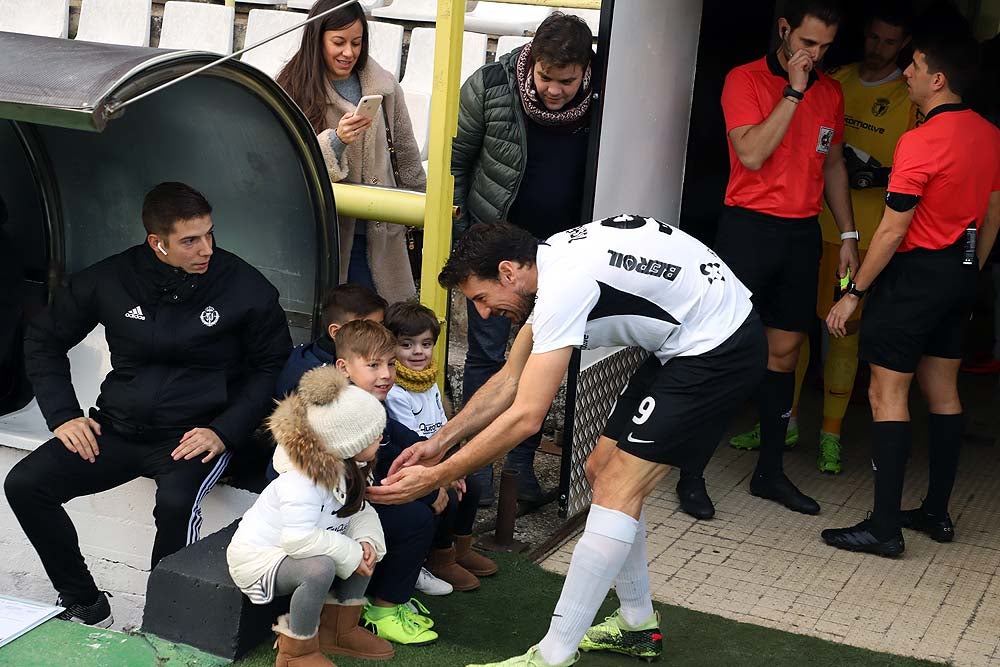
[731,4,916,473]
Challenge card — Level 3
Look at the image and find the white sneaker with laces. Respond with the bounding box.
[415,567,453,595]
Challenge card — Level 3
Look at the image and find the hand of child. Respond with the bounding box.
[450,477,466,502]
[355,541,376,577]
[431,488,449,515]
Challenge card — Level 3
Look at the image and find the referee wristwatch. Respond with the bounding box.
[840,230,860,242]
[783,85,804,103]
[844,281,866,299]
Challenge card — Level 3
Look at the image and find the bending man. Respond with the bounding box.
[369,215,765,667]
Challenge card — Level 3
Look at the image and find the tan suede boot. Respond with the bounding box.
[454,534,499,577]
[272,614,335,667]
[318,598,394,660]
[425,546,480,591]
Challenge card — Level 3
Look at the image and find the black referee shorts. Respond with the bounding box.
[714,206,822,333]
[602,312,766,467]
[860,242,978,373]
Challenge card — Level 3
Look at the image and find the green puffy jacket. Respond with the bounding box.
[451,47,527,232]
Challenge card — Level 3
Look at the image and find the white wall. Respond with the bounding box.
[591,0,703,224]
[0,445,257,629]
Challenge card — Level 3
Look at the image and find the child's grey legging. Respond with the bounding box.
[274,555,370,637]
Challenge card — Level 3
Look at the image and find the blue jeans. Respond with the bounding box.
[463,299,540,478]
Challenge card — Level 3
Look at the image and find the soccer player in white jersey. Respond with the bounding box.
[369,215,766,667]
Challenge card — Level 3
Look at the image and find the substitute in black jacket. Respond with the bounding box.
[4,182,291,628]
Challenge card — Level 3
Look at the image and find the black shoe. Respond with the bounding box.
[821,520,905,557]
[676,477,715,520]
[503,456,545,504]
[750,473,820,515]
[56,591,113,628]
[900,507,955,543]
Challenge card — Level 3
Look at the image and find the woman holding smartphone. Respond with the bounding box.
[278,0,425,303]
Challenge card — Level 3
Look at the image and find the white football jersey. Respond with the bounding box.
[530,214,753,362]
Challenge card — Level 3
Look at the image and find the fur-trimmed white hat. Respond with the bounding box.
[268,367,385,488]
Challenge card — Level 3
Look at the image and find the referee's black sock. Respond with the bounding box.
[755,369,794,478]
[922,413,963,516]
[870,421,911,539]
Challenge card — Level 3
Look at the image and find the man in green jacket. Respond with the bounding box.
[452,12,595,504]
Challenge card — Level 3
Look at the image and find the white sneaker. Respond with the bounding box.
[415,567,453,595]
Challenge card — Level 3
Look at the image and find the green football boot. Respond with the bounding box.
[579,608,662,661]
[362,602,438,645]
[466,645,578,667]
[729,422,799,450]
[817,433,843,474]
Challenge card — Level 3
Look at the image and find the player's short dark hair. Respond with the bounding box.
[783,0,843,30]
[141,182,212,238]
[866,0,913,35]
[321,284,388,330]
[384,301,441,342]
[913,23,979,97]
[438,222,539,288]
[530,12,593,69]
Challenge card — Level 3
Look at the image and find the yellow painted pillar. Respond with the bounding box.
[421,0,466,387]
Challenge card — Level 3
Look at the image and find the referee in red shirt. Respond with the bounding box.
[823,28,1000,557]
[683,0,859,519]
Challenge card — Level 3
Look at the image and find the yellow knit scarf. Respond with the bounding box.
[394,360,438,393]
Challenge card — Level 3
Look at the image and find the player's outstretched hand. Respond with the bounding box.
[386,437,445,478]
[367,464,442,505]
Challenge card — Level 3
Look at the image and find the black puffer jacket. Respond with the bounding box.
[24,244,291,448]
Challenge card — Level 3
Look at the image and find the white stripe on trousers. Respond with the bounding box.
[185,450,232,546]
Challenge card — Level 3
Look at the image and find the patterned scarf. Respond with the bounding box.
[515,43,592,130]
[394,360,438,393]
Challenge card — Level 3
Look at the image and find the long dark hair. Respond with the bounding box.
[277,0,369,134]
[336,455,372,517]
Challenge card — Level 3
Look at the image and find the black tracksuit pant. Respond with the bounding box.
[4,423,231,605]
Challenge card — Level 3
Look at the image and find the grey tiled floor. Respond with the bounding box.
[541,374,1000,666]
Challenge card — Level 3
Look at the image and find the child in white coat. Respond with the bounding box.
[227,366,393,667]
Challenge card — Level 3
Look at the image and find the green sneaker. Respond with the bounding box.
[579,608,662,660]
[729,423,799,450]
[466,645,579,667]
[405,597,434,628]
[362,602,438,645]
[817,433,842,474]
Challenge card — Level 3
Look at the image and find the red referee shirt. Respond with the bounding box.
[888,104,1000,252]
[722,52,845,219]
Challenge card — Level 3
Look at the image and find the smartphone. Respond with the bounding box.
[353,94,383,121]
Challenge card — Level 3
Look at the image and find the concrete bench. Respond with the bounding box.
[369,19,404,80]
[75,0,152,47]
[0,0,70,38]
[496,35,531,59]
[158,1,235,55]
[400,27,487,95]
[142,521,288,660]
[240,8,307,80]
[464,1,552,36]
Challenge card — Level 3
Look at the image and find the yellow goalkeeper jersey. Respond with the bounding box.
[819,64,915,248]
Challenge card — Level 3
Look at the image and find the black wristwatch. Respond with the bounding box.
[783,85,804,102]
[845,281,866,299]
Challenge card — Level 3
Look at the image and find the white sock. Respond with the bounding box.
[614,510,655,628]
[537,505,637,665]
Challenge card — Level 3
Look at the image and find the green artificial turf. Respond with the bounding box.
[233,553,942,667]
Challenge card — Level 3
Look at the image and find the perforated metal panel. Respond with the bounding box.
[566,347,648,518]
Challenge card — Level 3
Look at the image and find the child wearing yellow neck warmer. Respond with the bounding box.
[383,302,499,594]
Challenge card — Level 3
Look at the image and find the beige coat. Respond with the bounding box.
[318,60,426,304]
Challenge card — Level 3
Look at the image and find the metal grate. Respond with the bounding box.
[567,347,648,518]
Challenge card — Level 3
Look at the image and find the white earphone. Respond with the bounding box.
[157,241,167,256]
